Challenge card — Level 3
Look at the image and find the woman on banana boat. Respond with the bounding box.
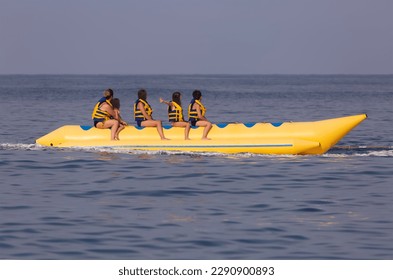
[134,88,169,140]
[159,91,191,140]
[91,89,124,141]
[187,90,212,140]
[92,88,212,140]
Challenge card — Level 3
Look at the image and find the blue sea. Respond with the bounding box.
[0,75,392,259]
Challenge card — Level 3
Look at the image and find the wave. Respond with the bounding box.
[1,143,392,157]
[326,146,393,157]
[0,143,44,151]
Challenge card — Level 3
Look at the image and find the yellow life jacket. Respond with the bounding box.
[134,99,153,121]
[188,99,206,121]
[92,97,113,121]
[168,101,184,122]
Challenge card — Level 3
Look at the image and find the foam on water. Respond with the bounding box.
[327,146,393,157]
[0,143,45,151]
[2,143,392,157]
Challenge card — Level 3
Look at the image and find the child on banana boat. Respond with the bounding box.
[111,98,128,140]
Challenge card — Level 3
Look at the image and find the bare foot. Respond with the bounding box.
[185,138,191,140]
[161,137,170,140]
[201,137,211,140]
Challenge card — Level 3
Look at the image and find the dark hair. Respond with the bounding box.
[172,91,181,106]
[138,89,147,100]
[104,88,114,99]
[112,98,120,109]
[192,90,202,100]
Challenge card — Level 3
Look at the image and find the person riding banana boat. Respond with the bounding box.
[188,90,212,140]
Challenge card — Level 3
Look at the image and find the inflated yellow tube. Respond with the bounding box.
[36,114,367,155]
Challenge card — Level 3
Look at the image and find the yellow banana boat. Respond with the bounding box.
[36,114,367,155]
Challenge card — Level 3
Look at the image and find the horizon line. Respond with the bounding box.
[0,73,392,76]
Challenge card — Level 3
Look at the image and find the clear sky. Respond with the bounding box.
[0,0,392,74]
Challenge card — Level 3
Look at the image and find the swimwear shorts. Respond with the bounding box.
[93,119,105,127]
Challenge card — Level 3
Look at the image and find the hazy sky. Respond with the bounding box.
[0,0,392,74]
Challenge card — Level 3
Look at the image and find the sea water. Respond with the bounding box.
[0,75,392,259]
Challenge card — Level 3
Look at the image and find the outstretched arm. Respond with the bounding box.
[159,98,172,106]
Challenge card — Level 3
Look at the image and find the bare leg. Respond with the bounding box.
[115,124,125,140]
[172,121,191,140]
[196,120,212,140]
[184,122,191,140]
[141,120,169,140]
[97,119,120,140]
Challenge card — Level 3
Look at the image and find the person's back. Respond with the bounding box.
[160,91,190,140]
[91,89,121,140]
[134,89,169,140]
[111,98,127,140]
[188,90,212,140]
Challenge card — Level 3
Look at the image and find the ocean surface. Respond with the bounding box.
[0,74,392,260]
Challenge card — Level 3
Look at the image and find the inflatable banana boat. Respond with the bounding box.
[36,114,367,155]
